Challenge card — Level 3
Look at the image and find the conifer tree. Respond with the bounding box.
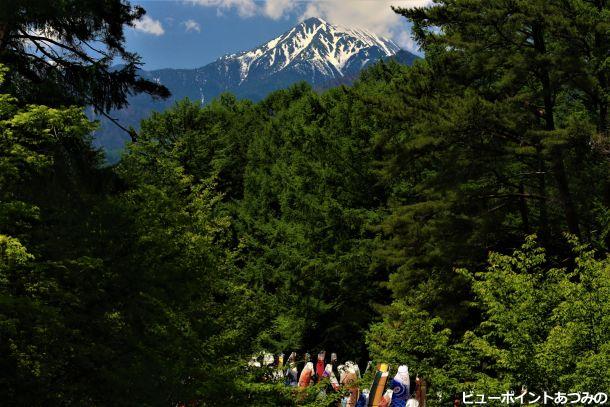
[0,0,169,137]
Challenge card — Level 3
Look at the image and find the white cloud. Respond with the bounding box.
[189,0,258,18]
[396,30,419,53]
[301,1,429,38]
[183,19,201,32]
[188,0,431,46]
[263,0,297,20]
[134,15,165,36]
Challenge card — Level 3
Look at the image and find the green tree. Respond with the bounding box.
[0,0,169,136]
[368,0,610,342]
[369,236,610,405]
[365,2,610,402]
[0,65,262,404]
[394,0,609,239]
[122,82,396,363]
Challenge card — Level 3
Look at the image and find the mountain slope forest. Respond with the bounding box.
[92,17,418,163]
[1,0,609,406]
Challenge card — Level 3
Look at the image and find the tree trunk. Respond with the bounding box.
[533,21,581,237]
[536,145,549,243]
[519,182,530,233]
[0,23,7,52]
[550,153,580,236]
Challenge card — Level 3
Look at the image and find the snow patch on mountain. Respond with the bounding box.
[224,17,400,83]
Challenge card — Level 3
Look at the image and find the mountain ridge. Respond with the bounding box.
[94,17,419,160]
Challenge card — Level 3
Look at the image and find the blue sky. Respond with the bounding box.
[126,1,426,70]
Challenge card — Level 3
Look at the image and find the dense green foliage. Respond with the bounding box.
[123,86,389,361]
[368,237,610,402]
[0,67,255,404]
[1,0,609,405]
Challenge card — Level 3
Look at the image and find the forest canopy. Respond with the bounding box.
[0,0,609,406]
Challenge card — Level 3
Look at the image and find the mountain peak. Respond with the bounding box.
[301,16,328,26]
[225,17,401,83]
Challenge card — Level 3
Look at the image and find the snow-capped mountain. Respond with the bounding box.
[188,17,405,99]
[95,17,418,159]
[223,17,401,83]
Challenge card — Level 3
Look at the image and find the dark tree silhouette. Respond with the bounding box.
[0,0,170,138]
